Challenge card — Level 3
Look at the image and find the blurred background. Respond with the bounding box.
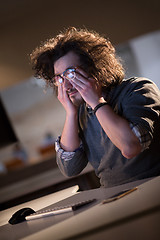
[0,0,160,208]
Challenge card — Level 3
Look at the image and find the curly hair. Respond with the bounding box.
[30,27,125,90]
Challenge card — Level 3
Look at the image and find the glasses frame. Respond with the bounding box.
[52,67,77,86]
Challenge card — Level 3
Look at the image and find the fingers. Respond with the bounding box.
[57,84,68,102]
[57,84,63,100]
[76,67,88,79]
[69,68,94,90]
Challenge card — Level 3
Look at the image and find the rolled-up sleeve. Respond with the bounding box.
[129,122,152,152]
[55,136,88,177]
[121,78,160,146]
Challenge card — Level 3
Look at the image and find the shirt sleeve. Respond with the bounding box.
[55,136,88,177]
[55,136,83,162]
[121,78,160,146]
[129,123,152,152]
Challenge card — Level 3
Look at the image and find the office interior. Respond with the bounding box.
[0,1,160,237]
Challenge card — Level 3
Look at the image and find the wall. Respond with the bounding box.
[130,31,160,88]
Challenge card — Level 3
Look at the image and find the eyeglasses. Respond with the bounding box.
[52,67,77,86]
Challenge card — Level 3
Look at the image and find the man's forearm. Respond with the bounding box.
[60,112,81,152]
[95,104,142,159]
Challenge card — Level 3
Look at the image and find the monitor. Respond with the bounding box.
[0,96,18,149]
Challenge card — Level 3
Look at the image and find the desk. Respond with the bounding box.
[0,185,79,238]
[0,177,160,240]
[0,164,97,210]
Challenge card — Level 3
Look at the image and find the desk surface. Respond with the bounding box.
[0,185,79,227]
[0,177,160,240]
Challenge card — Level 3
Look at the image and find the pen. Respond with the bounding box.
[25,198,96,221]
[25,207,73,221]
[102,187,138,204]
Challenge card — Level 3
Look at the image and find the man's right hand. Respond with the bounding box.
[57,83,81,152]
[57,84,78,115]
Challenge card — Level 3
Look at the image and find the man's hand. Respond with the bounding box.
[57,84,77,115]
[69,68,102,109]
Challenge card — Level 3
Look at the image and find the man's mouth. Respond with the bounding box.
[67,88,78,95]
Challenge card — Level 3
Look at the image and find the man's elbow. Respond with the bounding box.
[122,142,142,159]
[63,167,82,177]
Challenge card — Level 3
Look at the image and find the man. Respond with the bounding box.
[30,27,160,187]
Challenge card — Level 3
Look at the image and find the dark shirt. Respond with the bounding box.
[56,77,160,187]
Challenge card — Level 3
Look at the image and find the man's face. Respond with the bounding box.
[54,51,84,106]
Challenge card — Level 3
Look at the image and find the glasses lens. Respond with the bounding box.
[64,69,76,80]
[54,76,64,86]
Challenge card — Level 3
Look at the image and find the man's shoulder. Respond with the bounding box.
[108,76,160,104]
[119,76,159,93]
[124,76,155,84]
